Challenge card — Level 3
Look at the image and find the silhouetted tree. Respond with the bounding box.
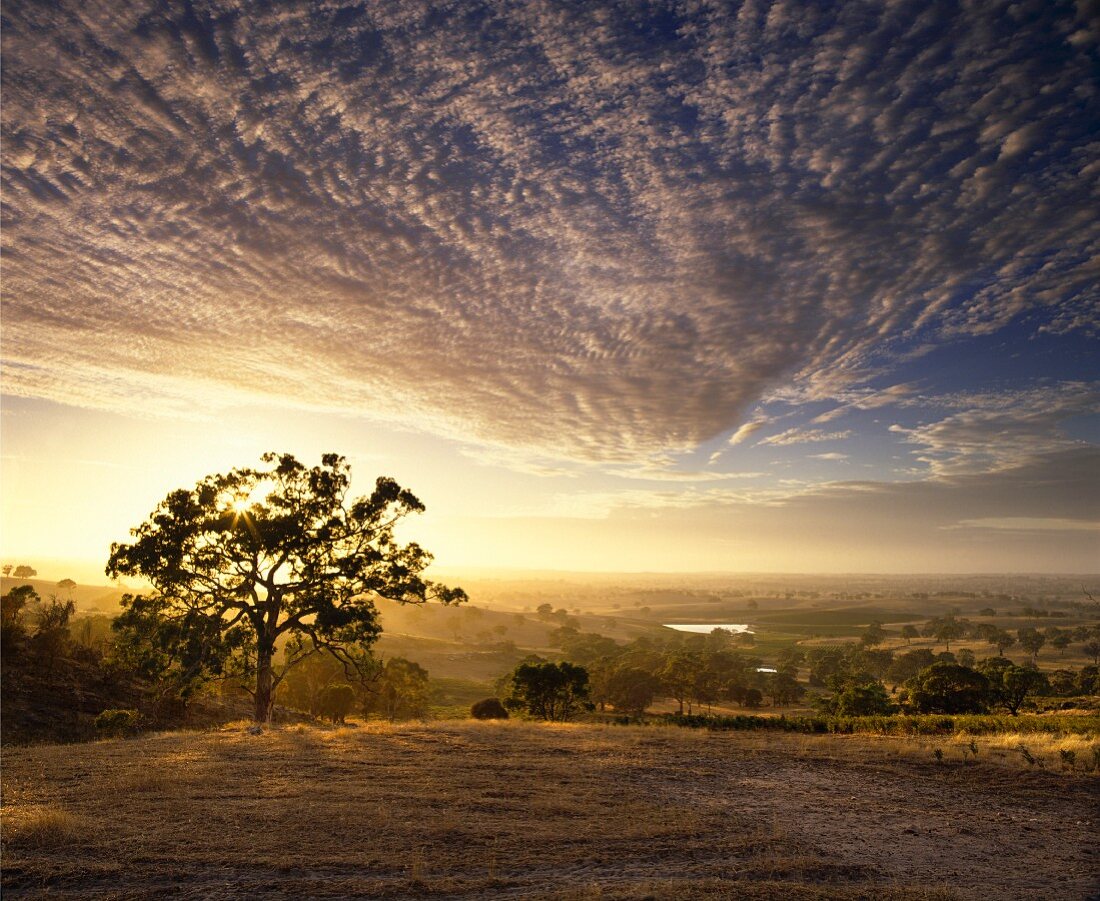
[1,584,37,656]
[32,596,76,671]
[106,453,465,723]
[12,565,37,579]
[503,661,591,721]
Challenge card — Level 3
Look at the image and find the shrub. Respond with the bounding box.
[94,708,142,738]
[470,697,509,720]
[317,684,356,723]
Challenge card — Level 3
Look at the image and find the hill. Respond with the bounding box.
[2,721,1097,899]
[0,578,127,613]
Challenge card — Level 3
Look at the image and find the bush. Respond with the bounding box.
[664,712,1096,736]
[95,708,142,738]
[317,684,356,723]
[470,697,509,720]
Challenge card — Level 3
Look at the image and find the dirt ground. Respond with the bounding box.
[2,721,1097,900]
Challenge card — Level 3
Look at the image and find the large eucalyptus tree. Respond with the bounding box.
[107,452,465,723]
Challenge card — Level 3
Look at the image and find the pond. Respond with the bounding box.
[662,623,754,634]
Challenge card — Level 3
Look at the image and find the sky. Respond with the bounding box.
[2,0,1098,581]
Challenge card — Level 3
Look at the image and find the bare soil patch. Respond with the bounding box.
[2,721,1097,899]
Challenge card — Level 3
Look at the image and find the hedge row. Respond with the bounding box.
[663,712,1099,736]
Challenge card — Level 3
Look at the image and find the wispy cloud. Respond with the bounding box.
[813,384,920,423]
[2,1,1096,464]
[889,382,1099,476]
[758,429,853,447]
[945,517,1100,532]
[728,419,771,446]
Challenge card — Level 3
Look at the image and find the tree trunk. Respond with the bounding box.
[254,643,276,723]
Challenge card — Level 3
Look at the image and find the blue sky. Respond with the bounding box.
[2,0,1097,577]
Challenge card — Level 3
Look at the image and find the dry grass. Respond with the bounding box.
[2,720,1097,899]
[2,804,88,850]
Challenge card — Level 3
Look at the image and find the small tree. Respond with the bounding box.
[1049,631,1071,656]
[885,648,936,686]
[32,596,76,671]
[106,453,465,723]
[660,651,704,715]
[764,671,805,706]
[930,616,965,651]
[906,663,990,714]
[606,666,660,718]
[979,660,1048,716]
[365,657,430,721]
[859,621,887,647]
[900,624,919,646]
[986,628,1016,657]
[1017,628,1046,662]
[820,682,896,716]
[503,661,591,721]
[1,584,36,655]
[12,565,37,580]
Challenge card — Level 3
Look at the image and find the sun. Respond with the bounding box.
[231,496,251,515]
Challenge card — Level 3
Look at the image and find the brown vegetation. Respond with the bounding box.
[2,721,1097,899]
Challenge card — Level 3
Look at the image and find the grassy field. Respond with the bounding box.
[3,721,1098,899]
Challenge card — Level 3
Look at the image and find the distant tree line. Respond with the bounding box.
[486,619,1100,723]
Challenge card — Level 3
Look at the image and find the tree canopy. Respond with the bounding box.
[106,452,465,722]
[503,661,592,721]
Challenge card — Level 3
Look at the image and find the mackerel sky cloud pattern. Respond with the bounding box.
[3,0,1098,464]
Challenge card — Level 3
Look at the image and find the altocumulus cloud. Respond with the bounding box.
[3,0,1097,462]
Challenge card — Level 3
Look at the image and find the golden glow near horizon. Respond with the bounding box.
[2,394,1098,584]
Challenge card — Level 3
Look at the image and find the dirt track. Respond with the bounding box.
[2,722,1097,899]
